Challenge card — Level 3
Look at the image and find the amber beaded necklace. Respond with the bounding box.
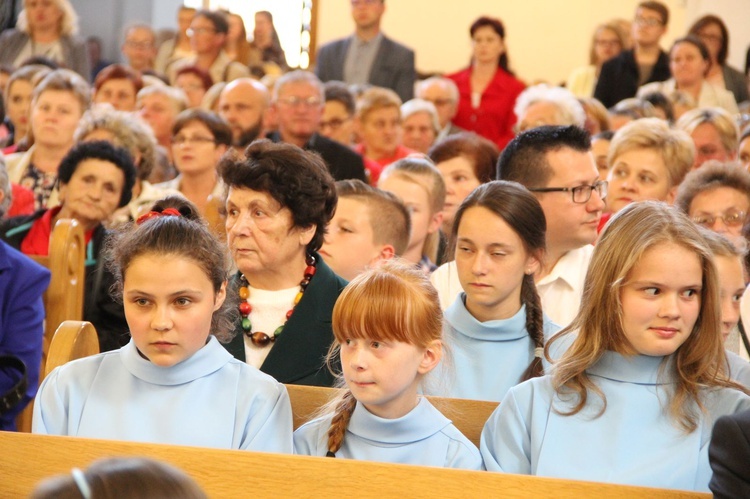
[239,254,317,347]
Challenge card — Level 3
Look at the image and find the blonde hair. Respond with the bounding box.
[547,201,746,432]
[356,87,402,122]
[589,22,626,66]
[31,68,91,113]
[608,118,695,188]
[379,157,446,263]
[675,107,740,155]
[17,0,79,36]
[322,261,443,455]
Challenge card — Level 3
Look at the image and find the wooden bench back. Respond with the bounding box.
[16,220,86,433]
[43,321,100,380]
[30,218,86,357]
[286,384,499,448]
[0,432,709,499]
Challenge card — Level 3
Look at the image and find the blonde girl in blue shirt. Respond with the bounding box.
[294,260,483,469]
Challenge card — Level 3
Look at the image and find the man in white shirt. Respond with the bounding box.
[432,125,606,328]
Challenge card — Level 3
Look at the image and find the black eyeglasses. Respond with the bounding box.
[528,180,608,204]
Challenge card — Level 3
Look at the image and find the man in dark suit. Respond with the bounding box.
[594,1,671,108]
[267,71,366,182]
[314,0,415,103]
[709,407,750,498]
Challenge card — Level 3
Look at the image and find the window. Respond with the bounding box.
[183,0,313,69]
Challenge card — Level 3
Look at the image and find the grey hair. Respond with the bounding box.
[74,107,159,181]
[136,85,189,114]
[514,84,586,127]
[401,99,440,134]
[271,70,324,103]
[416,76,459,103]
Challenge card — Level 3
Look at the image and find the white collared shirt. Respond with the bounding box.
[431,245,594,329]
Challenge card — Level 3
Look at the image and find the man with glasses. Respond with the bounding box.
[267,71,366,182]
[594,1,671,109]
[168,10,249,85]
[321,81,357,147]
[416,77,465,142]
[315,0,415,103]
[121,24,157,75]
[431,126,605,328]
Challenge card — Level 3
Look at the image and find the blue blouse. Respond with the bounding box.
[33,336,293,453]
[480,351,750,491]
[294,397,483,470]
[440,295,560,402]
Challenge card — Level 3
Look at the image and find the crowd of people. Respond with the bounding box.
[2,0,750,496]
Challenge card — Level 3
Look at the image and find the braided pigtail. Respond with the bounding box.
[519,273,545,382]
[325,389,357,457]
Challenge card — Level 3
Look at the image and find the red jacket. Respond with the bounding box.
[447,67,525,151]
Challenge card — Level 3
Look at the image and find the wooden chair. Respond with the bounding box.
[285,384,499,448]
[16,220,86,432]
[31,218,86,358]
[42,321,100,380]
[0,432,709,498]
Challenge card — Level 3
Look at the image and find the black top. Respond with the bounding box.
[266,131,367,183]
[594,49,671,109]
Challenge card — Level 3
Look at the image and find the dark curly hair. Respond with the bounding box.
[57,140,137,208]
[218,139,337,253]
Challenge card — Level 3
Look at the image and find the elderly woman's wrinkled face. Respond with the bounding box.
[58,158,125,229]
[225,186,314,286]
[26,0,63,34]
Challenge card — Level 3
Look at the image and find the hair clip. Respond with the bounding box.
[136,208,182,225]
[71,468,92,499]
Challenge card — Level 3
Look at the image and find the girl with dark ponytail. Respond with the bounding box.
[293,260,483,470]
[441,181,559,402]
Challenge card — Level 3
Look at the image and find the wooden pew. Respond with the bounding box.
[286,384,500,448]
[42,321,100,380]
[0,431,709,499]
[16,220,86,433]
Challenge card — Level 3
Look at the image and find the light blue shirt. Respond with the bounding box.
[294,397,483,470]
[440,295,560,402]
[726,350,750,388]
[33,336,293,453]
[480,351,750,492]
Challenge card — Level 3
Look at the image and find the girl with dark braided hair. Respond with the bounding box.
[441,181,559,402]
[294,260,483,470]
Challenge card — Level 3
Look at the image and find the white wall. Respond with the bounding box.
[315,0,750,83]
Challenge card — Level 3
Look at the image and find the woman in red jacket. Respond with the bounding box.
[447,17,525,151]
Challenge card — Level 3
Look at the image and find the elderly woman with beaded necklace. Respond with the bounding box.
[219,139,343,387]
